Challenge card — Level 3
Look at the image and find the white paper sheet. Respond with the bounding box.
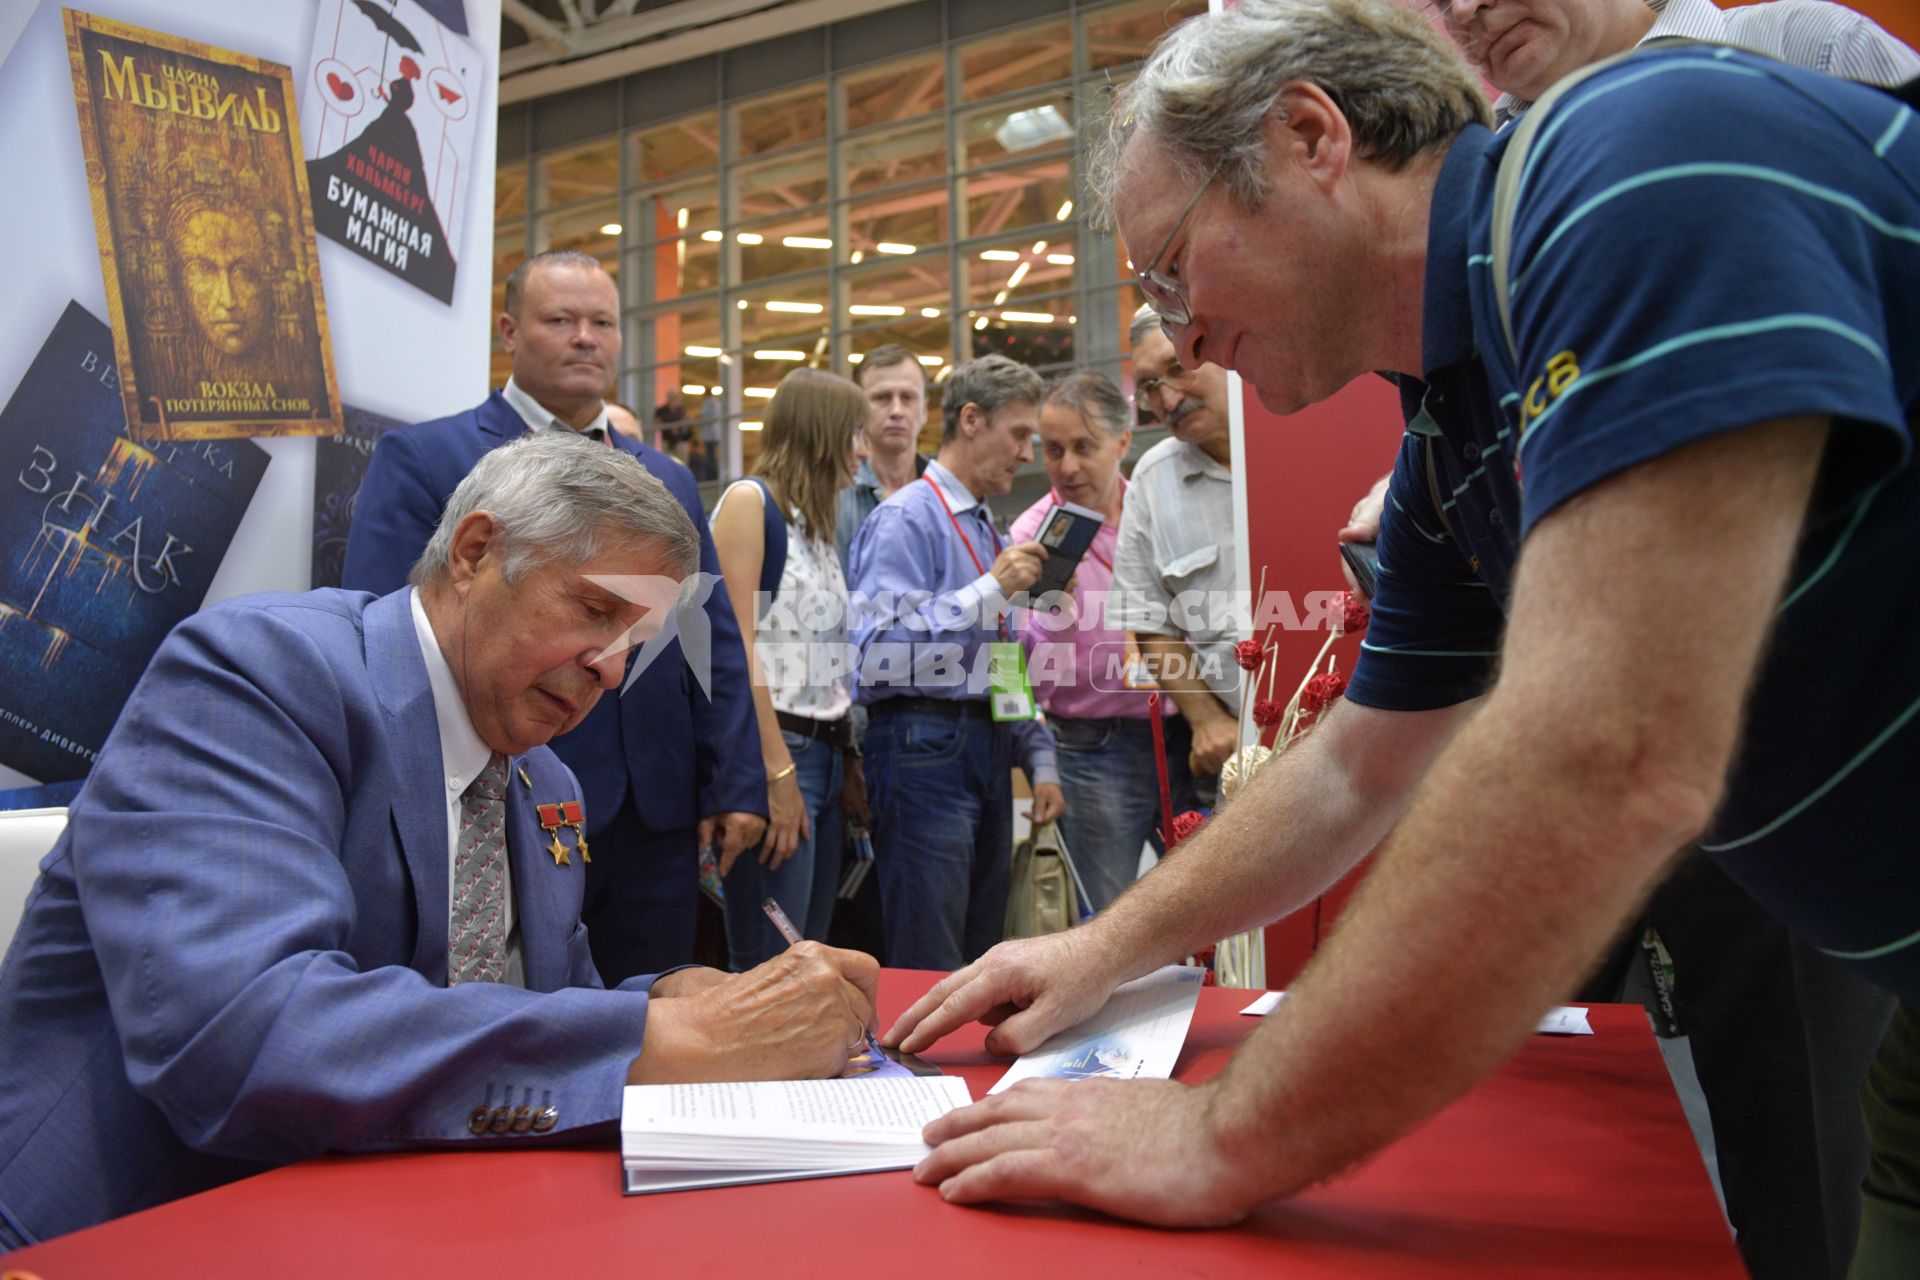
[988,965,1205,1095]
[1237,990,1594,1036]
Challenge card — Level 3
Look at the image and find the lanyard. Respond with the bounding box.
[924,474,1011,641]
[923,474,1001,575]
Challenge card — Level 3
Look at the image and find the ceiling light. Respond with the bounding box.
[1031,241,1048,254]
[917,355,944,366]
[920,307,941,318]
[877,242,916,255]
[737,300,750,309]
[1006,262,1030,289]
[744,387,777,398]
[850,249,864,263]
[848,353,864,363]
[783,236,833,249]
[764,300,824,313]
[681,384,707,395]
[979,249,1021,262]
[701,230,724,242]
[754,349,806,360]
[992,104,1071,153]
[599,223,623,236]
[737,232,764,245]
[1056,199,1074,220]
[676,207,688,229]
[1046,253,1074,265]
[993,289,1009,305]
[684,345,723,357]
[1002,311,1055,324]
[973,316,990,330]
[740,420,763,431]
[850,304,906,317]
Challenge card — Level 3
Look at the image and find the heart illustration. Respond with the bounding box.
[326,71,355,101]
[399,56,421,81]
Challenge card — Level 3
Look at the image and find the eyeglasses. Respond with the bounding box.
[1136,361,1199,414]
[1134,155,1225,329]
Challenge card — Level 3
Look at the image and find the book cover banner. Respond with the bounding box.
[302,0,484,304]
[311,403,405,589]
[0,302,269,782]
[63,9,343,441]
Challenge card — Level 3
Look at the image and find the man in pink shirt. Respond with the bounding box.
[1011,372,1195,910]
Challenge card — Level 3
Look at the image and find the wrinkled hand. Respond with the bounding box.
[841,754,870,828]
[704,811,770,876]
[1338,472,1392,545]
[990,541,1048,597]
[884,931,1121,1057]
[1027,781,1065,826]
[761,770,809,871]
[648,966,731,999]
[629,941,879,1084]
[1189,715,1239,775]
[916,1078,1251,1227]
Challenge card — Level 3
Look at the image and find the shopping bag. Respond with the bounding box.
[1005,821,1092,939]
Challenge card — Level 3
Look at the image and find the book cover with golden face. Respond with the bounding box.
[63,9,342,441]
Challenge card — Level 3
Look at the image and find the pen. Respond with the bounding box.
[761,896,886,1065]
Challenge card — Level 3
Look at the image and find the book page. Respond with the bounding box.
[989,965,1203,1094]
[623,1075,972,1137]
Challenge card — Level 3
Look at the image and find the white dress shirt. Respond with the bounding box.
[501,376,612,440]
[409,587,524,987]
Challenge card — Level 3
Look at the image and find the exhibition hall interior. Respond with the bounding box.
[1,0,1917,1275]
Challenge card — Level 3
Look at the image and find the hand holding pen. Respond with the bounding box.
[762,897,886,1076]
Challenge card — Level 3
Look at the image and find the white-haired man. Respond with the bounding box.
[884,4,1920,1273]
[0,434,880,1250]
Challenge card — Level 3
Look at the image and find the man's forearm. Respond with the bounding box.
[1090,700,1465,978]
[1202,689,1706,1201]
[1135,633,1232,727]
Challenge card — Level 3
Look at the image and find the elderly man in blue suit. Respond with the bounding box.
[0,434,880,1250]
[344,249,764,982]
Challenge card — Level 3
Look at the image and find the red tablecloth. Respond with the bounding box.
[3,971,1741,1279]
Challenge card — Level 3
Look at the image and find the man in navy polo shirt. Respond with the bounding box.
[880,1,1920,1269]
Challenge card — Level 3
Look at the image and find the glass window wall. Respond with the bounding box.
[505,0,1195,503]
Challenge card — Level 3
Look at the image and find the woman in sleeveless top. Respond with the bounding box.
[710,368,865,968]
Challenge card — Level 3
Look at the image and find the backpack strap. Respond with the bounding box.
[745,477,788,605]
[1491,40,1728,367]
[720,478,789,617]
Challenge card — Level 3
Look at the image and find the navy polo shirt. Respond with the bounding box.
[1347,48,1920,1000]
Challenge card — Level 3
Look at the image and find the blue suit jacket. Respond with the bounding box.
[0,590,661,1248]
[341,391,763,833]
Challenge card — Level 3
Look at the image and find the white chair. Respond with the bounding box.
[0,807,67,959]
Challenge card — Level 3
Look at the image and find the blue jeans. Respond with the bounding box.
[722,732,844,970]
[1050,713,1197,912]
[865,704,1014,971]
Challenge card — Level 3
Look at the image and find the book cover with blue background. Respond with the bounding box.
[0,301,268,781]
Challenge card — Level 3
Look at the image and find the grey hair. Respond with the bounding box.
[1090,0,1490,231]
[502,248,605,317]
[410,431,699,587]
[1127,303,1163,352]
[940,354,1044,442]
[1043,371,1130,439]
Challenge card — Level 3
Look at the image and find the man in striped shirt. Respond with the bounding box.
[885,3,1920,1273]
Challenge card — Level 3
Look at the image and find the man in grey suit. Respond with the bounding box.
[0,433,878,1250]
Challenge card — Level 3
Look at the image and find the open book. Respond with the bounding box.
[620,1075,975,1195]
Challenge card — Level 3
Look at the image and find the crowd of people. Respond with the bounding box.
[4,0,1919,1273]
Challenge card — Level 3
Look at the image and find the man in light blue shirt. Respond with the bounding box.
[850,355,1065,970]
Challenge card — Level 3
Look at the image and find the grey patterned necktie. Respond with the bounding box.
[449,752,509,985]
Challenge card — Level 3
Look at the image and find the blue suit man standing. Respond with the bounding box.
[344,249,765,982]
